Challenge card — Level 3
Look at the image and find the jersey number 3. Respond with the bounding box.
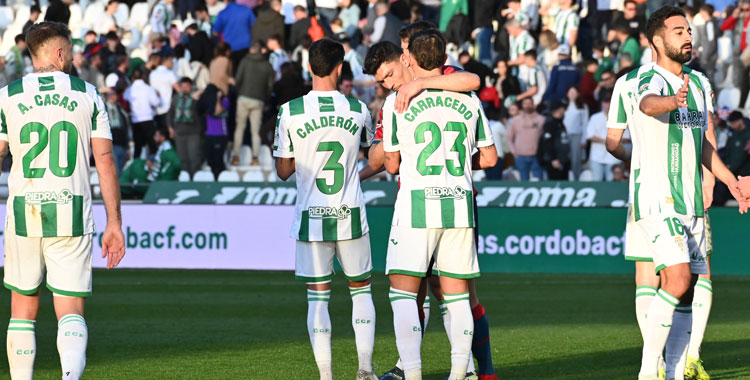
[316,141,344,194]
[415,121,467,176]
[21,121,78,178]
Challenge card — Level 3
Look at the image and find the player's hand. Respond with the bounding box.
[673,75,689,109]
[101,224,125,269]
[395,79,424,113]
[727,178,749,214]
[702,183,714,211]
[739,176,750,199]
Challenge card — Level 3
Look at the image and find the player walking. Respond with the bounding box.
[381,30,498,380]
[273,38,377,380]
[1,22,125,380]
[624,7,746,380]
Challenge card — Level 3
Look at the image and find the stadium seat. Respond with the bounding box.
[0,6,15,31]
[0,171,8,185]
[0,26,21,55]
[217,170,241,182]
[192,170,215,182]
[258,146,273,170]
[238,145,252,166]
[242,168,265,182]
[178,170,191,182]
[472,170,486,182]
[717,88,741,111]
[68,3,83,28]
[579,169,593,182]
[114,2,129,27]
[128,2,149,29]
[82,2,104,29]
[90,172,99,185]
[12,5,28,27]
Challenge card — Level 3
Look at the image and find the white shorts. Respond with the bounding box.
[386,226,479,279]
[3,233,93,297]
[635,214,707,275]
[295,234,373,284]
[625,204,653,262]
[704,212,713,256]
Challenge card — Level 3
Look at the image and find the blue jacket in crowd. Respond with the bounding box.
[213,2,256,52]
[543,59,581,103]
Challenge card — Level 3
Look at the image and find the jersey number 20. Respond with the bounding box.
[21,121,78,178]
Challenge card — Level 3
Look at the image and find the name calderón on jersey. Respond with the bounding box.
[0,72,112,237]
[273,91,374,242]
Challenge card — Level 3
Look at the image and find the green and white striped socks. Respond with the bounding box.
[666,303,692,379]
[443,292,473,380]
[7,318,36,380]
[57,314,87,380]
[688,278,713,359]
[635,285,657,340]
[306,289,333,380]
[639,289,678,378]
[389,287,422,380]
[349,285,375,373]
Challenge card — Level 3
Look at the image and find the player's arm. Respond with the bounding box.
[395,71,481,113]
[702,111,717,209]
[606,128,631,161]
[639,75,688,116]
[92,138,126,268]
[472,146,498,169]
[516,85,538,101]
[606,84,631,161]
[701,130,748,213]
[272,105,295,180]
[384,151,400,174]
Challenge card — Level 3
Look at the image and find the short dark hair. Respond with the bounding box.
[398,20,437,42]
[14,34,25,44]
[408,30,445,71]
[85,30,97,36]
[523,49,537,59]
[195,4,208,12]
[267,34,283,47]
[599,88,613,102]
[308,38,344,77]
[179,77,193,85]
[728,110,744,122]
[185,23,199,32]
[699,4,714,14]
[25,22,71,58]
[30,4,41,13]
[593,39,606,51]
[105,31,119,40]
[624,0,637,7]
[645,6,686,47]
[363,41,402,75]
[293,5,306,12]
[613,19,630,34]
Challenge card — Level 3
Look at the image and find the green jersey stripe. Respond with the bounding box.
[350,207,362,238]
[289,97,305,116]
[687,88,704,216]
[346,96,362,113]
[70,75,87,93]
[13,196,27,237]
[72,195,84,236]
[322,215,337,241]
[617,94,627,123]
[391,111,399,145]
[634,169,641,220]
[92,103,99,131]
[477,112,487,141]
[665,80,687,215]
[318,96,335,112]
[38,76,55,91]
[466,190,474,227]
[41,203,57,237]
[299,210,310,241]
[1,109,7,134]
[411,190,426,228]
[8,79,23,97]
[440,197,455,228]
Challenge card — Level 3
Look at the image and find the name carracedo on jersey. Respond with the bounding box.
[424,186,468,200]
[404,95,474,122]
[673,109,705,129]
[308,205,352,220]
[25,189,74,205]
[296,116,361,139]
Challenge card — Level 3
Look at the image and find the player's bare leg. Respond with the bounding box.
[389,274,427,380]
[348,278,377,379]
[640,263,697,379]
[439,276,472,380]
[685,255,712,380]
[8,291,40,380]
[307,282,334,380]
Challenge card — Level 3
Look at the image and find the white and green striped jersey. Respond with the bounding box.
[631,64,712,219]
[518,64,546,105]
[150,1,175,34]
[510,30,536,61]
[553,8,579,45]
[382,89,494,229]
[273,91,373,242]
[0,72,112,237]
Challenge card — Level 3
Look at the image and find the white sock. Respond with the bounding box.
[7,319,36,380]
[639,289,679,377]
[688,279,712,359]
[389,288,422,380]
[307,289,333,380]
[440,300,475,374]
[444,292,473,380]
[350,285,376,372]
[423,296,431,332]
[665,304,692,379]
[57,314,87,380]
[635,286,657,341]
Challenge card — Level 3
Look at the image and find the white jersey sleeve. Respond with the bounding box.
[360,99,374,148]
[273,104,294,159]
[607,75,630,130]
[381,94,399,153]
[636,70,667,106]
[473,93,495,149]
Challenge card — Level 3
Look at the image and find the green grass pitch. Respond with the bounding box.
[1,270,749,379]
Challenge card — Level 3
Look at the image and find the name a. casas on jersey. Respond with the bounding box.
[25,189,74,205]
[307,205,352,220]
[424,186,468,200]
[17,94,79,115]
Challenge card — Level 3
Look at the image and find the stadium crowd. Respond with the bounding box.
[0,0,748,197]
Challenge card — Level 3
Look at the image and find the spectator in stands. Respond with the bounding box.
[580,58,598,111]
[78,53,105,89]
[459,51,492,83]
[124,67,161,159]
[586,91,620,181]
[149,52,179,131]
[151,0,176,35]
[370,1,404,45]
[273,62,307,108]
[316,0,339,24]
[506,19,535,70]
[170,78,203,176]
[721,1,750,108]
[206,0,226,23]
[538,101,572,180]
[194,5,214,36]
[268,35,290,81]
[592,39,613,81]
[616,53,634,77]
[590,0,617,41]
[213,0,256,69]
[697,4,719,82]
[289,6,311,50]
[100,31,126,75]
[726,111,750,177]
[45,0,71,24]
[104,89,131,175]
[507,97,545,181]
[22,4,41,36]
[594,69,615,101]
[538,30,560,74]
[120,127,181,197]
[495,59,521,116]
[338,0,361,36]
[105,55,130,97]
[563,86,589,180]
[612,0,646,40]
[252,0,284,45]
[209,42,233,96]
[439,0,468,32]
[612,20,641,71]
[339,76,354,97]
[551,0,579,46]
[178,0,200,21]
[473,0,498,67]
[4,35,26,82]
[96,0,120,36]
[517,51,546,107]
[543,44,580,104]
[198,85,231,179]
[144,53,162,78]
[185,23,213,66]
[234,42,274,166]
[612,164,627,182]
[639,30,652,66]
